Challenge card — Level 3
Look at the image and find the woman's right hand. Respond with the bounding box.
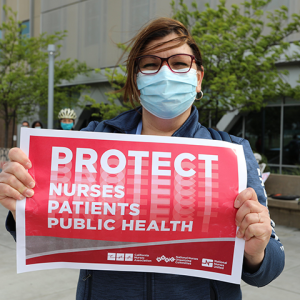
[0,148,35,220]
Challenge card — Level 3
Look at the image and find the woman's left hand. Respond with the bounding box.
[234,187,272,272]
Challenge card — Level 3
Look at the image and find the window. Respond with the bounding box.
[244,110,262,153]
[21,20,30,38]
[245,107,281,164]
[282,106,300,165]
[228,117,243,138]
[228,98,300,173]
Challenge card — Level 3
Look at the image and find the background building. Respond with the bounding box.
[0,0,300,175]
[0,0,174,147]
[217,1,300,174]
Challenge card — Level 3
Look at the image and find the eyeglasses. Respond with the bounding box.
[136,54,197,75]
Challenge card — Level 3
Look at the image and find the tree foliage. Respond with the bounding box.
[87,43,139,121]
[171,0,300,124]
[0,6,89,147]
[85,65,138,121]
[84,0,300,126]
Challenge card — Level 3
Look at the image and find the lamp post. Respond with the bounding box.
[47,44,55,129]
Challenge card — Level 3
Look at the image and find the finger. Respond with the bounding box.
[8,147,32,169]
[243,223,271,241]
[0,173,34,198]
[237,211,268,238]
[0,182,24,203]
[234,187,258,209]
[2,162,35,189]
[0,197,18,213]
[235,199,264,226]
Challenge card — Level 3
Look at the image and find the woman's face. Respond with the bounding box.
[34,122,41,128]
[140,32,204,93]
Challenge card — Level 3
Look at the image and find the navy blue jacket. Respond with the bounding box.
[6,106,285,300]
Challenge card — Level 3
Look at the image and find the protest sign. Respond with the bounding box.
[17,128,246,284]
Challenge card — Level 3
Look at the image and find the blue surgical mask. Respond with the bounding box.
[137,65,198,119]
[61,122,73,130]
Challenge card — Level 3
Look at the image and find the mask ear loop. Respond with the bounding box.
[195,90,203,100]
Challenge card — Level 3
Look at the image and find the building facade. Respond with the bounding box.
[0,0,300,175]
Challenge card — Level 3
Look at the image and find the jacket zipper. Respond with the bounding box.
[147,273,152,299]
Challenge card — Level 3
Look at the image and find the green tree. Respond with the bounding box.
[171,0,300,125]
[94,0,300,126]
[86,65,138,121]
[0,6,89,147]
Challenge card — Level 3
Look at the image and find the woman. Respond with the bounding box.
[0,18,284,300]
[57,108,77,130]
[31,121,43,129]
[21,120,30,128]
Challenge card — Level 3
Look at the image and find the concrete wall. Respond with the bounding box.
[265,174,300,228]
[268,198,300,229]
[2,0,299,71]
[0,0,30,22]
[39,0,173,69]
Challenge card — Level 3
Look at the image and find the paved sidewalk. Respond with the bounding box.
[0,204,299,299]
[0,206,79,300]
[241,225,300,300]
